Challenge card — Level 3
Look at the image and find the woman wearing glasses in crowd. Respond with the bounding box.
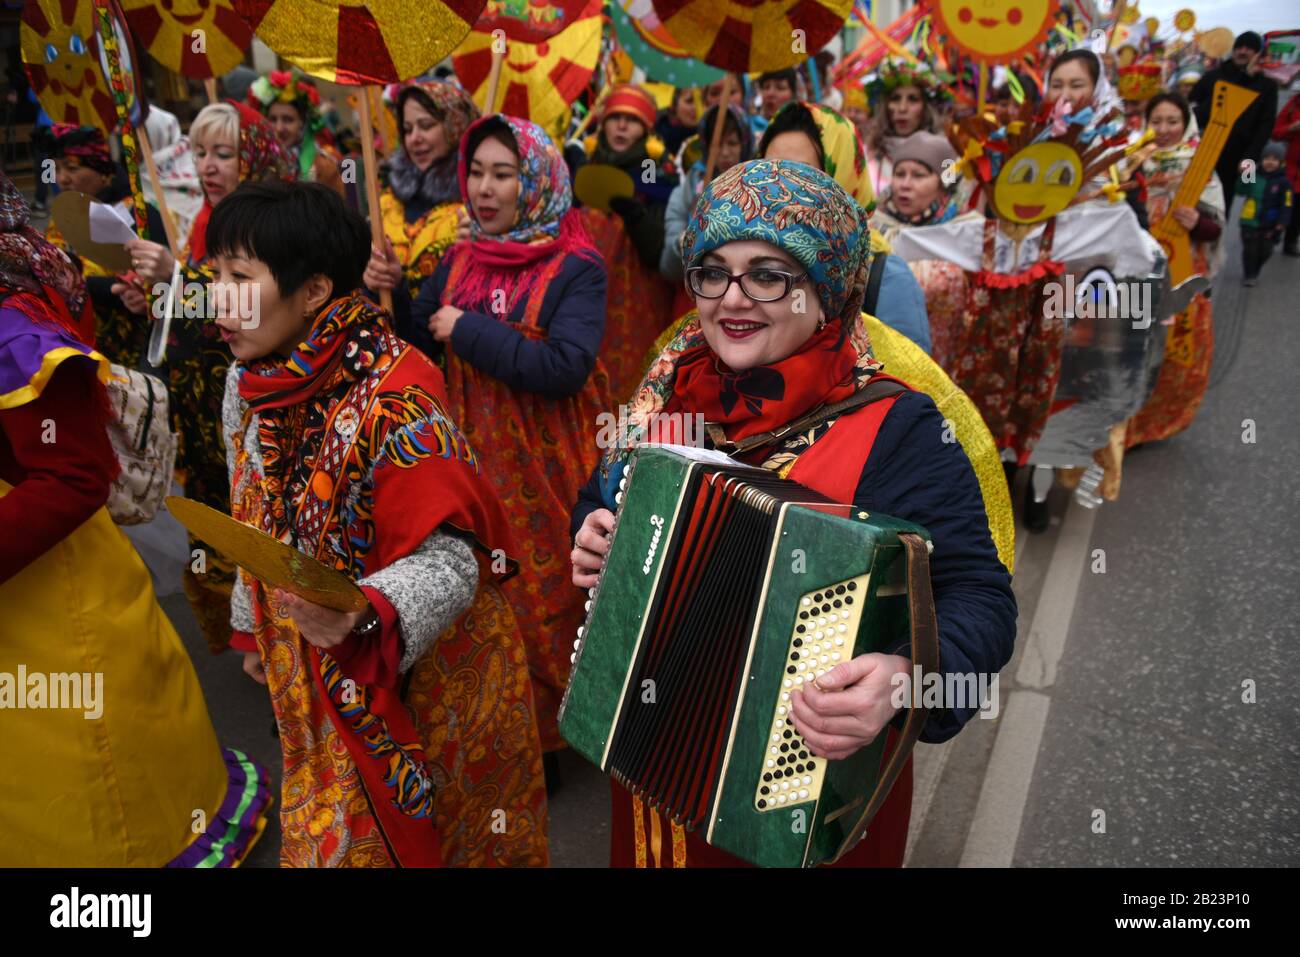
[568,159,1016,868]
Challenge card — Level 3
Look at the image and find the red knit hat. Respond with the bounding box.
[602,84,657,129]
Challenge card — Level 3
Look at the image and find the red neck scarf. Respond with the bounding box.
[445,208,597,314]
[666,321,861,444]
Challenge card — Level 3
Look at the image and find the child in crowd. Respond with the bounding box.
[1239,142,1293,285]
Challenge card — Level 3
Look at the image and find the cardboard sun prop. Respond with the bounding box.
[21,0,116,132]
[121,0,254,78]
[952,98,1136,225]
[932,0,1055,64]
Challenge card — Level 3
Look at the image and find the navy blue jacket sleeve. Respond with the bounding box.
[854,391,1017,744]
[382,278,414,334]
[447,255,607,398]
[404,256,447,357]
[571,460,614,538]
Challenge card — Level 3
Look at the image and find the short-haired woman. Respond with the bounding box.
[215,180,547,867]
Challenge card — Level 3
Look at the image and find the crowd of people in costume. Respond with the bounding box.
[2,14,1296,869]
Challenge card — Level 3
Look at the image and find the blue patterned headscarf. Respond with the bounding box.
[458,114,573,245]
[680,159,871,330]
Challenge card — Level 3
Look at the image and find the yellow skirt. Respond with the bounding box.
[0,482,270,866]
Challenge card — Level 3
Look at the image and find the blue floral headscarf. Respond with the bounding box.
[458,114,574,245]
[597,160,882,484]
[681,158,872,330]
[448,114,597,312]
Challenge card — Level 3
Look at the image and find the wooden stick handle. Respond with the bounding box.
[484,43,506,113]
[137,125,180,253]
[703,73,733,185]
[356,86,392,313]
[204,76,218,104]
[368,85,391,154]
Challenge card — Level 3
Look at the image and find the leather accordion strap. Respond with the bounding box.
[828,531,941,864]
[706,377,909,457]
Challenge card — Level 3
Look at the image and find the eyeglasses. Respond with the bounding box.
[685,266,810,302]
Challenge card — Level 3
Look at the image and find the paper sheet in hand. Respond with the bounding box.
[49,191,133,274]
[165,496,369,613]
[88,200,138,245]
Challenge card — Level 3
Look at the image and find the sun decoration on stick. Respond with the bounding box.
[932,0,1056,64]
[951,97,1138,225]
[20,0,116,132]
[234,0,487,85]
[650,0,854,73]
[453,6,602,132]
[120,0,254,78]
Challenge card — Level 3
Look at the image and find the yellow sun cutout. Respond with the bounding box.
[933,0,1055,64]
[993,141,1083,224]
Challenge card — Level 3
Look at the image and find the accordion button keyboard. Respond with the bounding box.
[755,573,871,813]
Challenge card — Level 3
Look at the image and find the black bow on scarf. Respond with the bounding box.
[718,366,786,416]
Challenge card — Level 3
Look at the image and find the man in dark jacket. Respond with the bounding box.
[1190,33,1274,214]
[1190,31,1279,214]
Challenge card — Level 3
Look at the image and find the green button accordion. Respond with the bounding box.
[559,447,938,868]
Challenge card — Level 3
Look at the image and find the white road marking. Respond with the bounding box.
[958,689,1051,867]
[958,500,1098,866]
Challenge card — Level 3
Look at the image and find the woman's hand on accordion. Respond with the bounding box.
[571,508,615,589]
[790,653,913,761]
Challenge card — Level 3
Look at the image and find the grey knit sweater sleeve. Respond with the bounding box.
[359,532,479,673]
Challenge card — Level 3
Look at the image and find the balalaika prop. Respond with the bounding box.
[559,447,940,868]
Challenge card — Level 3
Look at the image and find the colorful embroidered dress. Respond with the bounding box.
[1126,125,1225,448]
[890,102,1156,464]
[428,115,611,752]
[874,202,968,370]
[168,103,296,653]
[226,293,547,867]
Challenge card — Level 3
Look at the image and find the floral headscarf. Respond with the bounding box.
[681,158,872,331]
[459,114,574,245]
[596,160,881,480]
[230,101,297,184]
[808,104,876,212]
[43,123,115,175]
[385,80,480,211]
[0,171,88,317]
[446,114,597,312]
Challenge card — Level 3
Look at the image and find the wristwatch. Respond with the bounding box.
[350,606,382,640]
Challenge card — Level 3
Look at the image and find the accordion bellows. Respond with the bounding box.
[561,447,933,868]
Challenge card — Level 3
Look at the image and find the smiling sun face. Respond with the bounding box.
[993,141,1083,225]
[21,0,116,132]
[934,0,1055,62]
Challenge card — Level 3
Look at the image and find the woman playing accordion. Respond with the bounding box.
[569,159,1017,867]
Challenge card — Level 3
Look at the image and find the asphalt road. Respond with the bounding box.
[904,204,1300,868]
